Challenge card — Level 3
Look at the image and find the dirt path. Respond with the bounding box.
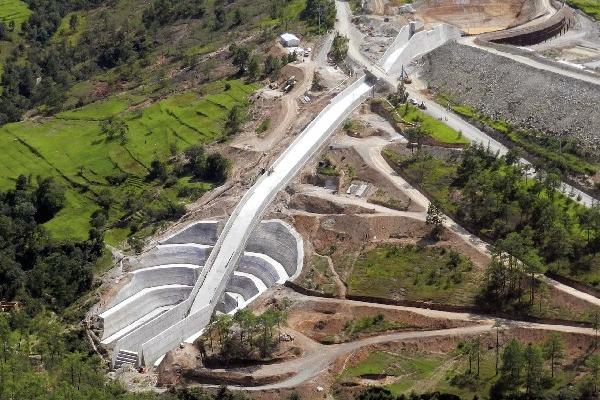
[332,134,600,310]
[216,290,600,390]
[296,183,427,219]
[325,253,347,298]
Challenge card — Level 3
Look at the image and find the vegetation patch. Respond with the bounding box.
[344,314,412,339]
[567,0,600,20]
[0,0,31,29]
[398,103,469,146]
[347,244,477,304]
[0,79,256,243]
[384,143,600,315]
[341,350,446,394]
[383,149,458,213]
[297,254,338,296]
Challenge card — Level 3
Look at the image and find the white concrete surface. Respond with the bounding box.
[189,77,372,314]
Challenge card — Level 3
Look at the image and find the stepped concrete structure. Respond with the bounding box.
[94,219,302,368]
[94,18,460,369]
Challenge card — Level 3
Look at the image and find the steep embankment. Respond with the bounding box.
[420,42,600,151]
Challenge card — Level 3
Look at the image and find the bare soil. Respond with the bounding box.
[287,298,472,344]
[416,0,533,34]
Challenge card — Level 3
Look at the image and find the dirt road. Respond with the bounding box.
[296,183,427,219]
[223,291,596,391]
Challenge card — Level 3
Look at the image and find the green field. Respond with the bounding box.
[347,244,478,304]
[0,0,31,29]
[383,149,458,212]
[399,104,469,146]
[51,12,88,45]
[341,351,447,394]
[568,0,600,20]
[0,79,257,243]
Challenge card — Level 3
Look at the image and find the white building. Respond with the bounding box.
[280,33,300,47]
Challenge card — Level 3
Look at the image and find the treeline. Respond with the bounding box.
[0,309,252,400]
[146,144,231,186]
[0,0,263,124]
[0,176,103,311]
[199,300,291,362]
[301,0,336,31]
[0,9,150,123]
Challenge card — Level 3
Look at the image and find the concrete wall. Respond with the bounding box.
[100,285,192,341]
[102,77,365,367]
[386,23,461,76]
[216,293,238,314]
[225,274,260,301]
[238,253,285,286]
[160,221,221,245]
[379,24,411,72]
[127,244,211,271]
[246,220,303,278]
[139,305,212,365]
[110,265,201,307]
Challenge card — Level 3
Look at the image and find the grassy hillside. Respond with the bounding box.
[0,0,31,29]
[0,0,315,245]
[568,0,600,20]
[0,79,257,243]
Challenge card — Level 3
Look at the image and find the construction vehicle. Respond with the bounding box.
[282,75,296,93]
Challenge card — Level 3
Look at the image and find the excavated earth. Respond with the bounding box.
[419,41,600,152]
[416,0,540,34]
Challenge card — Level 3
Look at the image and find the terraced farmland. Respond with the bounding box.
[0,0,31,28]
[0,79,257,242]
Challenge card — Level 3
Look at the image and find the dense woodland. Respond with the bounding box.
[0,0,337,398]
[0,176,102,311]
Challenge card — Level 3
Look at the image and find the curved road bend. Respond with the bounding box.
[226,293,598,391]
[461,36,600,88]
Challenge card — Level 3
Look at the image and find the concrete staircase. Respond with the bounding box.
[114,350,139,369]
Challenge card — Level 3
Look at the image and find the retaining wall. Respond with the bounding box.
[226,274,260,301]
[160,221,221,245]
[101,285,192,340]
[478,5,574,46]
[379,25,411,72]
[238,254,284,286]
[105,76,368,366]
[110,265,201,307]
[216,293,238,314]
[128,244,211,271]
[246,220,302,277]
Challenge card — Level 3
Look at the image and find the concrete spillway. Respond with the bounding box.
[98,14,456,367]
[189,79,371,313]
[97,220,304,367]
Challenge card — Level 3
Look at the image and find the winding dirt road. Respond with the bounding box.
[221,292,596,391]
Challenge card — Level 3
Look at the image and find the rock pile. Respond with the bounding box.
[420,42,600,151]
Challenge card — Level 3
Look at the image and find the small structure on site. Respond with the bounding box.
[280,33,300,47]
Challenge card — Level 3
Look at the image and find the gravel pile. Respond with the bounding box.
[420,42,600,151]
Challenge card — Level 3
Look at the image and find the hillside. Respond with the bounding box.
[0,0,312,245]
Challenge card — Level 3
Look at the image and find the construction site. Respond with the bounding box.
[86,0,600,398]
